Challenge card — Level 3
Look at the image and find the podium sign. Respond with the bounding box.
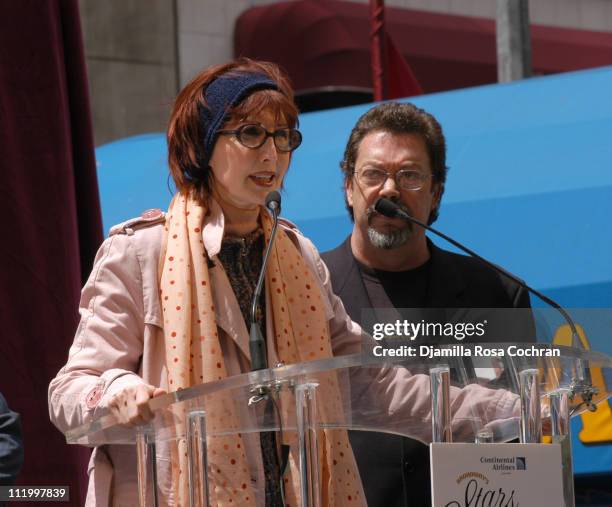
[430,443,564,507]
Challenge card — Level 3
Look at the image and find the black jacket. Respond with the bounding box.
[321,236,532,507]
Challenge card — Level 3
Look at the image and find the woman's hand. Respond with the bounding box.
[107,384,167,427]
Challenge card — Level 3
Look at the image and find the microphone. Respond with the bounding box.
[374,197,596,408]
[265,190,281,215]
[249,191,282,371]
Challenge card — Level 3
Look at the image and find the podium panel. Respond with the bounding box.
[65,345,612,506]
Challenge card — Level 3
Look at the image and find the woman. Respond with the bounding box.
[49,58,523,506]
[49,58,369,506]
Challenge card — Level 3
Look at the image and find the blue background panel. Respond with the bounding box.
[95,66,612,475]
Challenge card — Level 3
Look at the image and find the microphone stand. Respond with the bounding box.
[249,191,281,372]
[246,191,288,503]
[374,198,597,410]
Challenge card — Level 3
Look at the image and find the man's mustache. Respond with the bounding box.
[366,200,413,224]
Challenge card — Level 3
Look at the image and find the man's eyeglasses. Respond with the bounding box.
[354,168,431,191]
[217,124,302,152]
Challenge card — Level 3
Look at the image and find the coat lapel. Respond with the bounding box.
[208,258,252,361]
[201,199,253,361]
[208,265,281,368]
[323,237,373,327]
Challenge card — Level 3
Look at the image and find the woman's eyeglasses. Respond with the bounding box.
[217,124,302,152]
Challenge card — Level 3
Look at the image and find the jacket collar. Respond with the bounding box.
[333,236,373,326]
[334,236,360,294]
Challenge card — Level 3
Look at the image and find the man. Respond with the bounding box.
[322,102,531,507]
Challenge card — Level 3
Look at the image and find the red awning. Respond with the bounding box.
[235,0,612,94]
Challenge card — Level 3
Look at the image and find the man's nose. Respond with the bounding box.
[378,174,400,198]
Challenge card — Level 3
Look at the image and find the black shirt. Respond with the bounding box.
[356,258,432,310]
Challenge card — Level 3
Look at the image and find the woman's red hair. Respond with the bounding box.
[167,58,298,203]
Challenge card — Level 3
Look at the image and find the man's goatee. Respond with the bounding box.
[367,226,411,249]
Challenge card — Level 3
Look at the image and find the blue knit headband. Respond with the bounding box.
[197,72,279,169]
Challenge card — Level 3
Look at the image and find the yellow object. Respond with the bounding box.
[551,323,612,444]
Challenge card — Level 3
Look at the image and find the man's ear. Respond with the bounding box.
[345,178,354,207]
[431,182,442,210]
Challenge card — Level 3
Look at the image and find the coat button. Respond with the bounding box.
[141,208,163,220]
[403,460,415,473]
[86,385,103,409]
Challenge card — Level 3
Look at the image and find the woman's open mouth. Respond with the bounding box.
[249,173,276,187]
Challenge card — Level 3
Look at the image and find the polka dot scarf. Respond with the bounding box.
[160,194,365,506]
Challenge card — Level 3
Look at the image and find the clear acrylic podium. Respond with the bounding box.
[65,344,612,506]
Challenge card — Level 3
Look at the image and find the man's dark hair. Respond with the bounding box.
[340,102,448,224]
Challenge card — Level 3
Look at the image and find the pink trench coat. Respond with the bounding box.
[48,200,520,506]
